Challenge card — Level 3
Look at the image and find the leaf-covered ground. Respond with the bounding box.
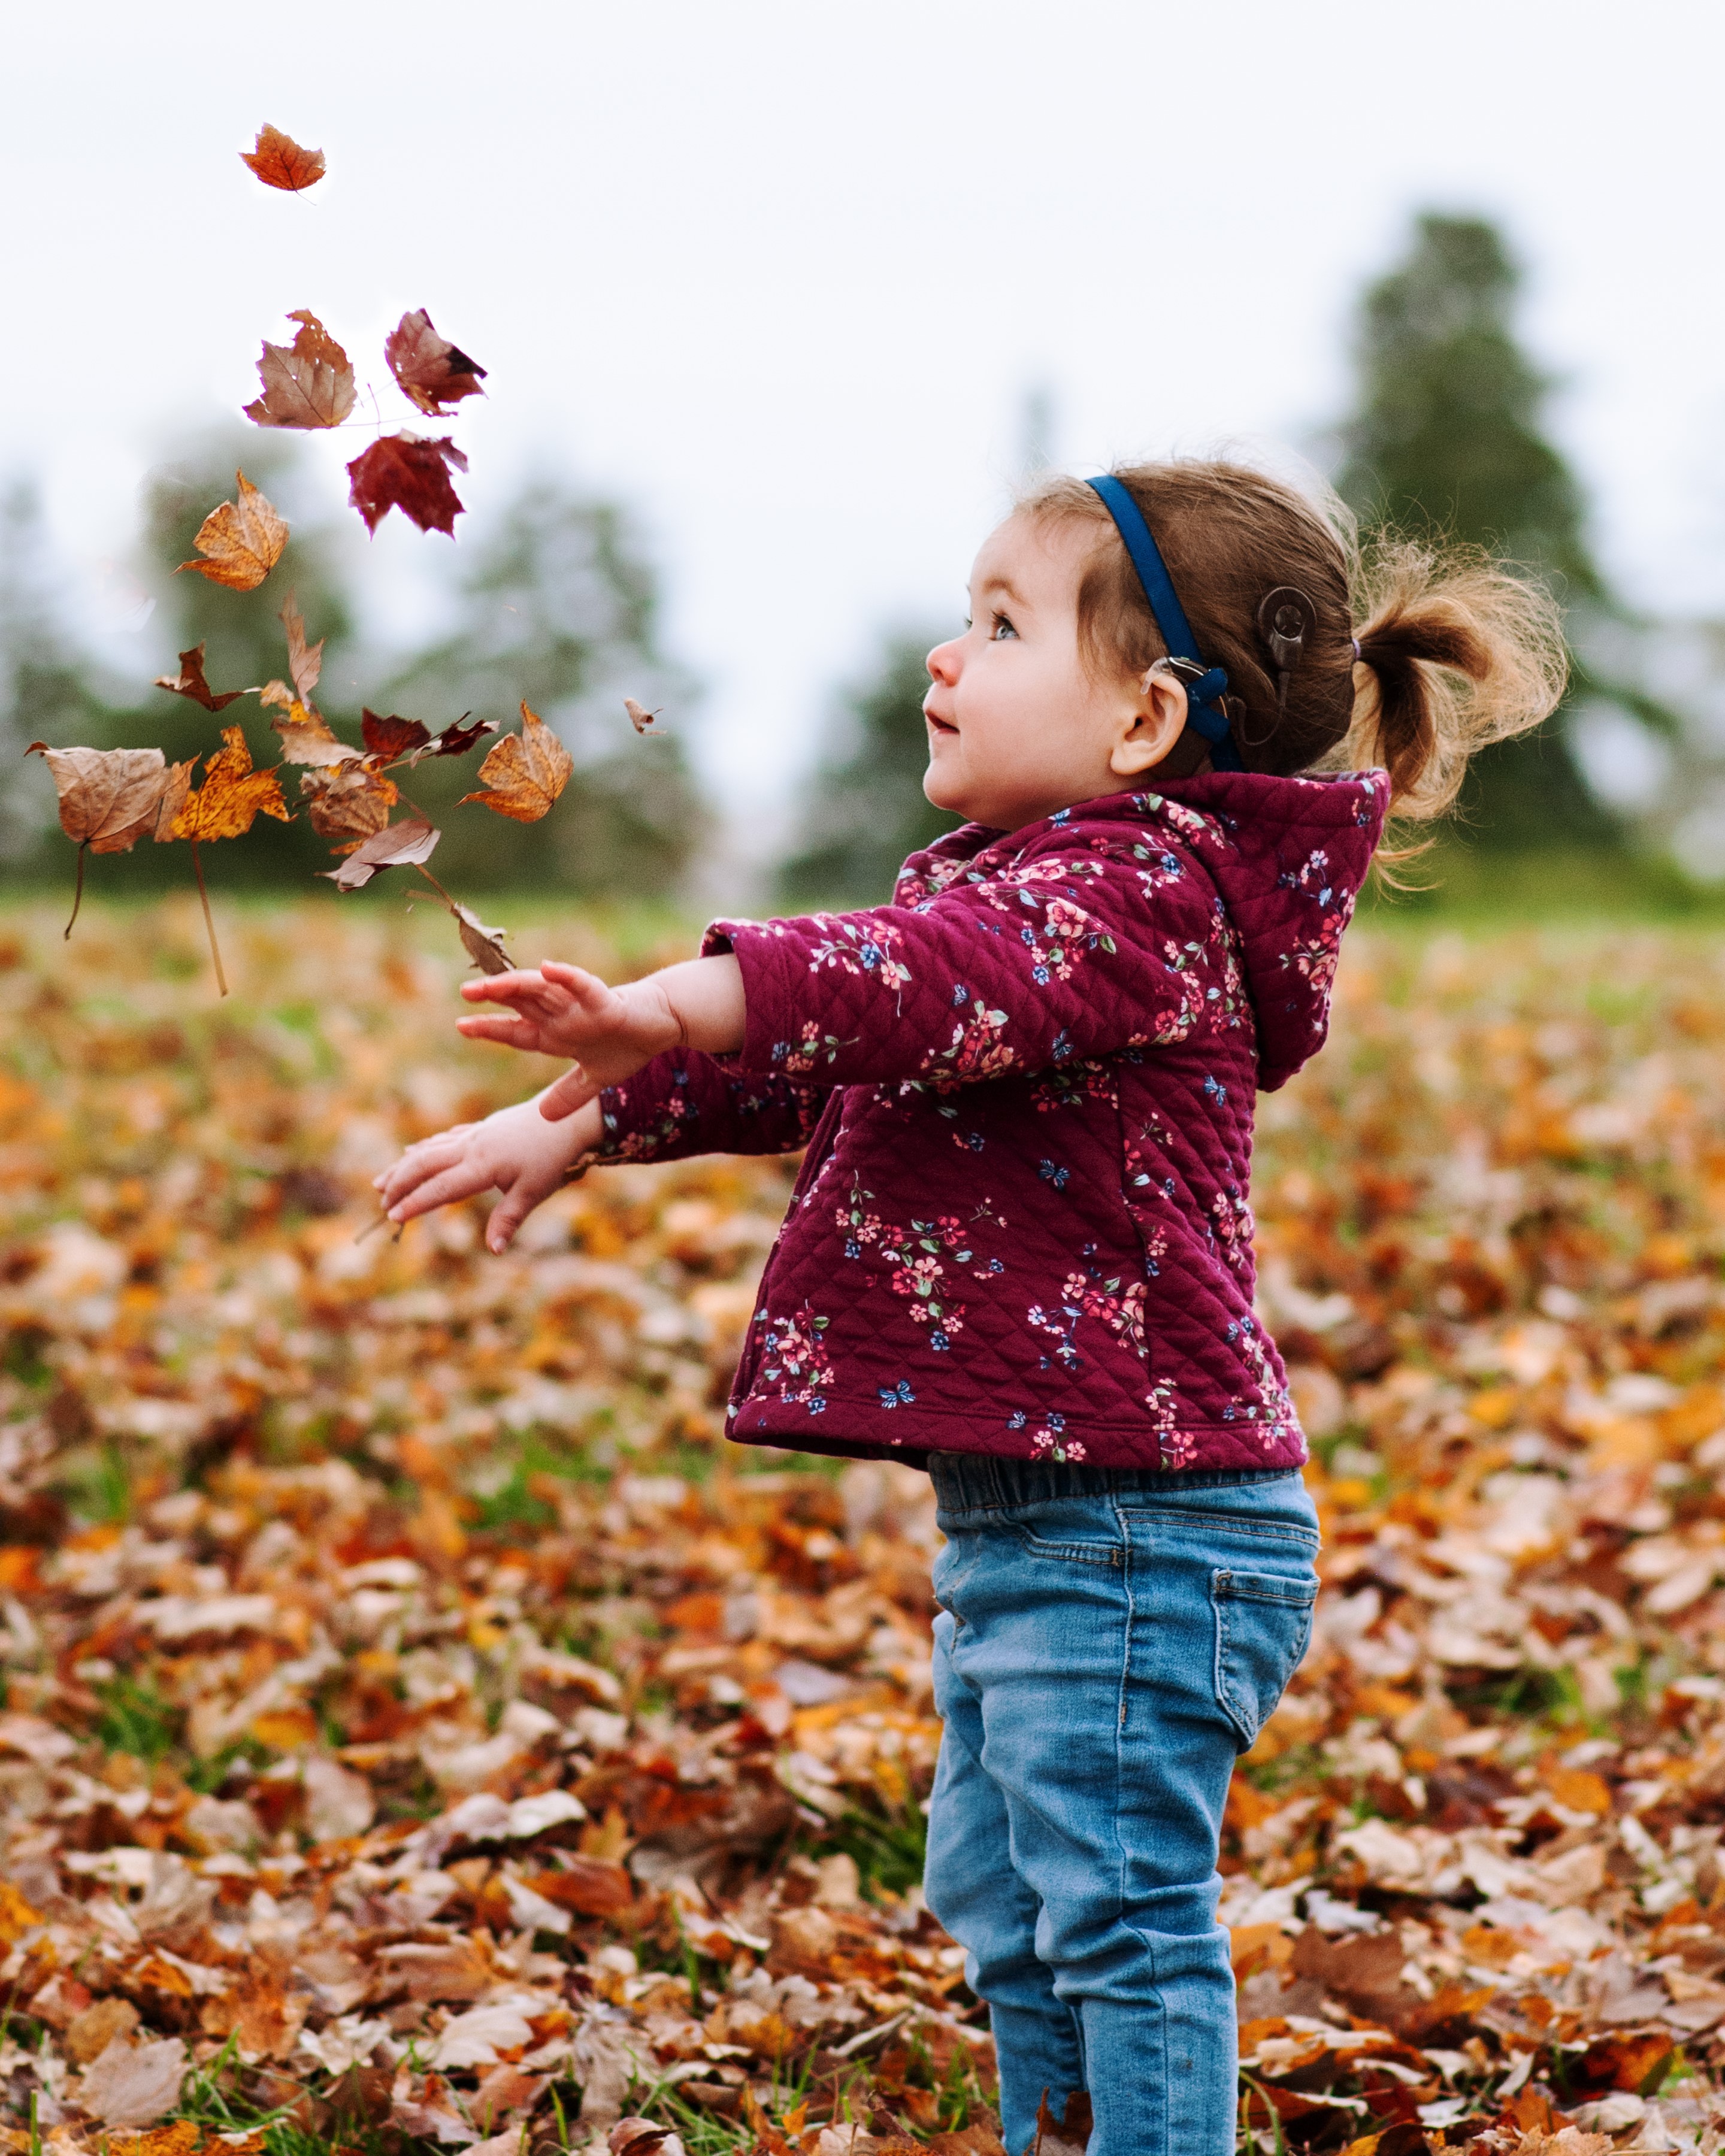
[2,903,1725,2156]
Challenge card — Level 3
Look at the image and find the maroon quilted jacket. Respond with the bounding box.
[590,771,1388,1472]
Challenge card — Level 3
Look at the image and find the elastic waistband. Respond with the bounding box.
[928,1452,1305,1514]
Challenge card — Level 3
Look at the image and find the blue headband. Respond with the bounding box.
[1086,475,1242,773]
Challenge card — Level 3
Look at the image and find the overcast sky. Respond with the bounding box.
[6,0,1723,858]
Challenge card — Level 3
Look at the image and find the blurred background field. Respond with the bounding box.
[1,906,1725,2147]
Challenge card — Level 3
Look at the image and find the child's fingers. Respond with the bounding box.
[537,1067,596,1121]
[459,968,555,1004]
[538,961,616,1012]
[374,1130,473,1201]
[386,1153,497,1222]
[485,1168,559,1253]
[456,1012,544,1049]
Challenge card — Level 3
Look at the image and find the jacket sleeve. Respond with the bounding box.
[584,1051,830,1167]
[700,826,1236,1092]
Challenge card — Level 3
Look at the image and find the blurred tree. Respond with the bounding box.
[777,630,959,907]
[0,480,107,864]
[1336,213,1650,848]
[376,481,705,895]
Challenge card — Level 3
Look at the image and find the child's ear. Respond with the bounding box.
[1108,668,1188,778]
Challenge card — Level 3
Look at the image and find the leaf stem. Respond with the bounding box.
[63,845,86,941]
[413,861,459,910]
[190,842,229,997]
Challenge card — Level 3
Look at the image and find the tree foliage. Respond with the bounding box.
[1335,213,1621,848]
[777,629,958,907]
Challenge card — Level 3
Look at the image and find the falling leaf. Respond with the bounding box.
[429,714,498,758]
[78,2036,188,2130]
[171,726,291,843]
[258,680,293,710]
[346,433,467,535]
[301,762,400,843]
[361,710,432,761]
[28,744,187,855]
[453,901,512,974]
[280,591,324,704]
[155,644,245,712]
[385,308,488,416]
[244,309,356,431]
[271,704,365,767]
[175,471,288,592]
[624,698,663,734]
[320,813,440,891]
[459,702,573,822]
[240,125,325,193]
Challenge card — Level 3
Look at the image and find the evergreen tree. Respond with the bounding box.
[0,480,108,865]
[379,482,706,895]
[1336,213,1624,847]
[777,631,959,907]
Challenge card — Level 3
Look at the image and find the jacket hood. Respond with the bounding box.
[921,769,1388,1092]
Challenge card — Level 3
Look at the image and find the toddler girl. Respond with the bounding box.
[376,458,1563,2156]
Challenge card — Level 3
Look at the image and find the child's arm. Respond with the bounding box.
[456,957,745,1119]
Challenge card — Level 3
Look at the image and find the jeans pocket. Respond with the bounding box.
[1212,1565,1318,1749]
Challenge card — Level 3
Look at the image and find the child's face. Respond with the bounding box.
[922,512,1188,832]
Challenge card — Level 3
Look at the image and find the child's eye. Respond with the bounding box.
[989,613,1018,641]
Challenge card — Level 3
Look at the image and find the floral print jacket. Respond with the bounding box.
[590,771,1388,1472]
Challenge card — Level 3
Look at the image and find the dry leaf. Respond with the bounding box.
[244,309,356,430]
[459,701,573,822]
[271,703,366,767]
[609,2121,682,2156]
[78,2036,188,2130]
[175,470,288,591]
[346,432,468,536]
[240,124,325,193]
[28,744,181,854]
[361,710,432,761]
[171,726,292,843]
[301,762,400,842]
[321,813,441,891]
[280,591,324,705]
[430,714,498,758]
[155,644,246,712]
[624,698,663,734]
[453,901,513,974]
[65,1996,140,2064]
[385,308,488,416]
[107,2121,204,2156]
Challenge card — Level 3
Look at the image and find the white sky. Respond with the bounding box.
[6,0,1724,874]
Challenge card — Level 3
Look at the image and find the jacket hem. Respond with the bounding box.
[725,1395,1308,1474]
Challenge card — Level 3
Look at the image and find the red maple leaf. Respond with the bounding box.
[346,435,468,537]
[385,310,488,417]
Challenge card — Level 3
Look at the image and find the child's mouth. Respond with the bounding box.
[926,713,958,736]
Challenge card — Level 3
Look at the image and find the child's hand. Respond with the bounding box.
[373,1095,602,1253]
[455,953,747,1122]
[456,961,680,1119]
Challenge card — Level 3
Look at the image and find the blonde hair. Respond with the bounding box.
[1018,459,1567,830]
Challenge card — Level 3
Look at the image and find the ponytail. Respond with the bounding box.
[1347,535,1567,826]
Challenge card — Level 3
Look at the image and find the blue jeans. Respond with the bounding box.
[922,1456,1320,2156]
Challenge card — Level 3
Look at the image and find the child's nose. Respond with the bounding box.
[926,637,961,685]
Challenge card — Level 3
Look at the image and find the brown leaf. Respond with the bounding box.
[1032,2088,1091,2155]
[453,901,513,974]
[385,308,488,417]
[240,124,325,193]
[430,713,499,758]
[321,814,443,891]
[171,726,292,843]
[459,701,573,822]
[78,2036,189,2130]
[280,591,323,704]
[624,697,663,734]
[155,643,246,712]
[65,1995,140,2064]
[300,762,400,841]
[175,470,288,591]
[609,2121,676,2156]
[107,2122,204,2156]
[271,702,365,767]
[347,432,467,535]
[244,308,356,430]
[362,709,432,761]
[28,744,179,855]
[199,1967,307,2060]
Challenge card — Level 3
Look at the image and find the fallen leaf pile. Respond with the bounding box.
[5,913,1725,2153]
